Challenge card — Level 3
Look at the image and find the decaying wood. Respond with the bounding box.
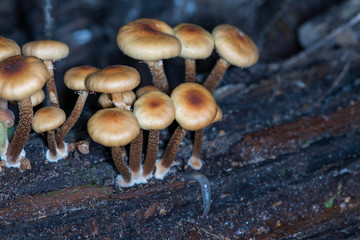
[239,101,360,164]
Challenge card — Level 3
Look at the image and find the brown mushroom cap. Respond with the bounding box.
[86,65,140,93]
[171,83,217,131]
[22,40,69,61]
[174,23,214,59]
[0,55,48,101]
[212,105,223,123]
[134,91,175,130]
[117,18,181,61]
[30,89,45,107]
[64,65,100,91]
[0,36,21,62]
[213,24,258,67]
[135,85,159,98]
[32,106,66,133]
[98,93,114,108]
[9,89,45,107]
[87,108,140,147]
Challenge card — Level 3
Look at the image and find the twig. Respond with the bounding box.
[315,59,352,106]
[269,12,360,71]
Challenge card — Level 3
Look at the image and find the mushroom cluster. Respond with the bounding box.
[0,18,258,188]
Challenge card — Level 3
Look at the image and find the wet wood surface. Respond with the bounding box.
[1,49,360,239]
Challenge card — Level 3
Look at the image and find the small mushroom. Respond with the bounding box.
[136,86,160,98]
[117,18,181,94]
[0,55,48,167]
[173,23,214,83]
[22,40,69,107]
[32,106,66,162]
[87,108,140,187]
[55,65,99,156]
[203,24,259,92]
[188,105,223,169]
[0,36,20,158]
[86,65,140,110]
[133,90,176,182]
[155,83,217,179]
[0,36,21,62]
[98,91,136,109]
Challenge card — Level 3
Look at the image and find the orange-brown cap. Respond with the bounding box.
[174,23,214,59]
[64,65,100,91]
[98,93,113,108]
[117,18,181,61]
[9,89,45,107]
[212,105,223,123]
[31,89,45,107]
[0,36,21,62]
[213,24,258,67]
[32,106,66,133]
[135,85,159,98]
[87,108,140,147]
[171,83,217,130]
[134,91,175,130]
[22,40,69,61]
[0,55,48,101]
[86,65,140,93]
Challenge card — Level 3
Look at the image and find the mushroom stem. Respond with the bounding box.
[155,125,187,179]
[47,129,57,158]
[202,58,230,92]
[0,99,14,157]
[142,129,159,179]
[188,128,204,169]
[6,97,33,166]
[185,59,196,83]
[55,91,89,149]
[0,123,8,157]
[146,60,170,94]
[111,92,127,110]
[112,146,132,183]
[129,129,143,183]
[44,60,60,107]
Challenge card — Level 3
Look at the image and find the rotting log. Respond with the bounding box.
[238,102,360,164]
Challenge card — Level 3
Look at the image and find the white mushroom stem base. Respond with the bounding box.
[187,155,203,170]
[46,142,68,162]
[131,166,143,184]
[4,149,26,168]
[154,160,171,180]
[116,174,134,188]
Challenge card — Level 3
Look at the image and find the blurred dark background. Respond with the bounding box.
[0,0,346,111]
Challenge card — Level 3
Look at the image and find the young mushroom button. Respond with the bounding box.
[117,18,181,93]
